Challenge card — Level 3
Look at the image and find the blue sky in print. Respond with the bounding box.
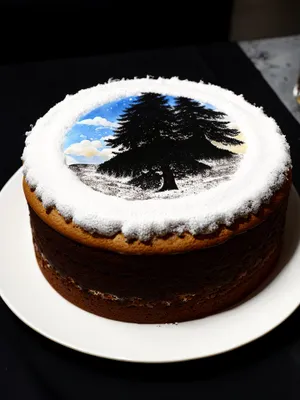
[63,95,215,165]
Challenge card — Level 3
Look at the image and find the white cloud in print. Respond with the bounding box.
[77,116,118,128]
[97,147,115,161]
[64,139,102,157]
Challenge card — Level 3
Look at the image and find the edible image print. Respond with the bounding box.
[63,94,246,200]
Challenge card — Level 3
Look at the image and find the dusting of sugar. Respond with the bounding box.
[69,156,242,201]
[22,77,291,241]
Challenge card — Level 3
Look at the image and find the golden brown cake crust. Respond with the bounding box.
[23,172,292,255]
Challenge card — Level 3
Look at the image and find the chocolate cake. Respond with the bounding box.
[22,77,292,324]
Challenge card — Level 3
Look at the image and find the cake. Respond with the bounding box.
[22,77,292,324]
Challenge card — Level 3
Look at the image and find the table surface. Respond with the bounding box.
[1,38,300,399]
[241,35,300,123]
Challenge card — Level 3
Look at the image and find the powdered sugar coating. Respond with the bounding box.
[22,77,291,240]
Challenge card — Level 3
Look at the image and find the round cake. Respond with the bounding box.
[22,77,292,324]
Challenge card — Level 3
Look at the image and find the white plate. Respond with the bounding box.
[1,169,300,363]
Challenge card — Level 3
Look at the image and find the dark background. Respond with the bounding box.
[0,2,234,65]
[1,0,300,65]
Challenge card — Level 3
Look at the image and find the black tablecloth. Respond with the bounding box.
[1,43,300,399]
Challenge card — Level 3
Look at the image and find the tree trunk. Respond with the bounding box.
[158,165,178,191]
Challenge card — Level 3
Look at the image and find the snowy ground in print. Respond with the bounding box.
[69,155,242,200]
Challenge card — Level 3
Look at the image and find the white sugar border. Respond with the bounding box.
[22,77,291,240]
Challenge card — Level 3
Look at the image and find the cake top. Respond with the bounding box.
[22,77,291,240]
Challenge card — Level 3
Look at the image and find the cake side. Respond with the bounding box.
[27,174,291,323]
[34,243,282,324]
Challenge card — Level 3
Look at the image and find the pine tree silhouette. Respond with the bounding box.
[98,93,192,191]
[174,96,242,159]
[97,93,242,192]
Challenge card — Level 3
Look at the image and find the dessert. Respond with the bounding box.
[22,77,292,324]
